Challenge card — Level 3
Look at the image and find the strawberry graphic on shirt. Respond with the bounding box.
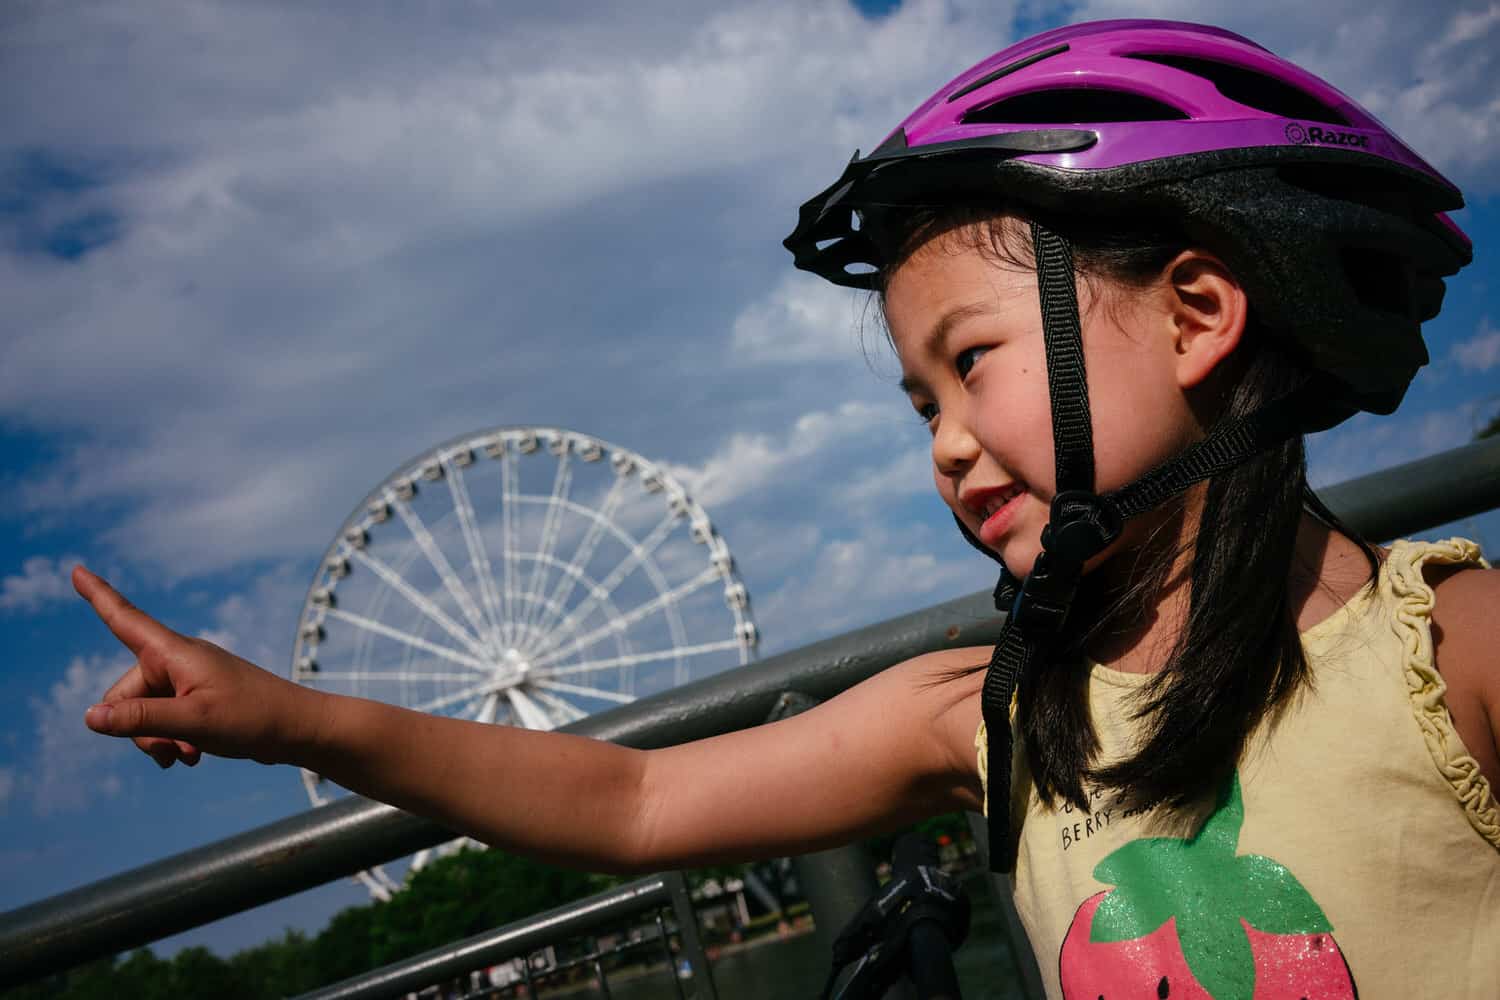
[1059,774,1356,999]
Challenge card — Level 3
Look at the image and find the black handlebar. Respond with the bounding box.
[820,832,969,1000]
[892,835,963,1000]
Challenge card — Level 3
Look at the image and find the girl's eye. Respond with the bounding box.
[955,346,990,379]
[915,401,938,424]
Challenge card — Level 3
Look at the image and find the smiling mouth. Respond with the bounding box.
[981,484,1023,518]
[968,482,1023,521]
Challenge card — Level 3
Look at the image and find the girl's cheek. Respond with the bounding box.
[932,468,964,517]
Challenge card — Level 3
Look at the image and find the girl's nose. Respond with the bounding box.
[932,416,981,477]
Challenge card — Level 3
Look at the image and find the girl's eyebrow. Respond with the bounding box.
[898,301,991,396]
[930,302,991,349]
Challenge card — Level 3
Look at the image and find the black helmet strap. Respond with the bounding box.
[977,223,1334,872]
[978,223,1113,871]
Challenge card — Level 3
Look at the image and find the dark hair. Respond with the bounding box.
[879,205,1380,814]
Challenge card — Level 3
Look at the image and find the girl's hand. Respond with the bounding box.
[73,565,316,769]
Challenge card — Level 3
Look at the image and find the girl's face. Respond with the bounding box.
[885,221,1213,578]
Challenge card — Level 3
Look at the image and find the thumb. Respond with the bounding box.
[86,697,197,739]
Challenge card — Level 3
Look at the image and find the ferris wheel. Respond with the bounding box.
[290,426,758,899]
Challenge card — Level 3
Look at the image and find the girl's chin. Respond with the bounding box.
[993,542,1043,580]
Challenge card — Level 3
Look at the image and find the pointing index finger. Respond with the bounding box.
[72,565,176,656]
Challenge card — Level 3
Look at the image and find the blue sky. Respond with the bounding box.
[3,0,1497,960]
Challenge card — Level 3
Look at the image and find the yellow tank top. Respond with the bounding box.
[975,538,1499,999]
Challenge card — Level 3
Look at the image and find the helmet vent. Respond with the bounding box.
[1127,53,1351,126]
[948,43,1071,102]
[962,88,1188,125]
[1277,163,1435,215]
[1340,247,1414,318]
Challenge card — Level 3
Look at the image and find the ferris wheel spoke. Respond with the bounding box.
[503,565,579,650]
[392,498,492,644]
[301,670,484,683]
[290,427,758,903]
[534,565,720,669]
[520,453,573,637]
[506,686,557,730]
[499,450,521,648]
[533,473,628,639]
[541,638,742,677]
[325,607,491,673]
[529,687,589,724]
[474,690,503,725]
[477,544,624,654]
[412,677,501,716]
[349,549,488,658]
[528,510,679,661]
[530,679,635,704]
[447,461,506,644]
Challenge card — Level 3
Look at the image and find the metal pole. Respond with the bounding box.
[521,950,537,999]
[965,813,1045,1000]
[763,693,882,958]
[1318,435,1500,542]
[592,952,613,1000]
[665,869,719,1000]
[765,692,915,1000]
[657,910,689,1000]
[0,588,1006,984]
[2,437,1497,984]
[289,875,672,1000]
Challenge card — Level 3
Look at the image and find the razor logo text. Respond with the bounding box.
[1286,123,1369,148]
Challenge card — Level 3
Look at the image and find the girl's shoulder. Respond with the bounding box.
[1427,553,1500,788]
[1382,538,1500,794]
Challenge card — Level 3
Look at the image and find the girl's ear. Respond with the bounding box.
[1165,250,1247,389]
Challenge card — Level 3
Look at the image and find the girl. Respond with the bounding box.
[77,20,1498,998]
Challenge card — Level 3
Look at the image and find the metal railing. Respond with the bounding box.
[2,435,1497,990]
[290,871,716,1000]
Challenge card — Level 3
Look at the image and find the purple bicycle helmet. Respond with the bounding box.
[785,18,1470,415]
[783,20,1473,873]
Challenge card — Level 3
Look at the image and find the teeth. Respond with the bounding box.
[983,486,1019,518]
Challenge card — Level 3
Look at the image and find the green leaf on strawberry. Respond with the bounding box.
[1058,772,1353,1000]
[1228,854,1333,935]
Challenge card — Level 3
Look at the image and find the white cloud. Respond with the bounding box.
[675,395,930,512]
[8,0,1483,590]
[1308,403,1479,488]
[1437,2,1500,46]
[28,653,134,816]
[1064,0,1500,188]
[4,564,322,820]
[1452,319,1500,372]
[836,448,934,508]
[0,0,1019,581]
[668,400,891,508]
[754,520,992,643]
[732,271,870,363]
[197,562,310,671]
[0,555,84,613]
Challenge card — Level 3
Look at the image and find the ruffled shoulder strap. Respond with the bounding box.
[1383,538,1500,850]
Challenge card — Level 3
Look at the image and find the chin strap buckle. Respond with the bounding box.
[1008,490,1123,635]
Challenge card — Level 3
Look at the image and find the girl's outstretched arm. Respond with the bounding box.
[74,566,987,873]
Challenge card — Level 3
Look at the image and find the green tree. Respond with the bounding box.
[115,949,175,1000]
[1478,410,1499,440]
[3,848,639,997]
[312,900,379,987]
[168,946,251,1000]
[0,955,122,1000]
[369,847,609,967]
[231,929,319,999]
